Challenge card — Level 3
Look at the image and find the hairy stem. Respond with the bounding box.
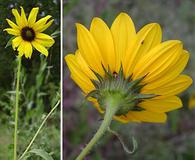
[14,57,22,160]
[76,96,120,160]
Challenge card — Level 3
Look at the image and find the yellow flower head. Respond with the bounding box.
[4,7,55,58]
[65,12,193,123]
[189,92,195,109]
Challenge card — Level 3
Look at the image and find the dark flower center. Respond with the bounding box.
[21,27,35,41]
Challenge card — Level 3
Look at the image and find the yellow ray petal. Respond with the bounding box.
[75,50,97,80]
[20,7,28,27]
[32,15,52,32]
[144,50,190,90]
[17,40,25,57]
[4,28,20,36]
[28,7,39,27]
[6,19,20,30]
[36,33,54,41]
[36,33,55,47]
[142,75,193,96]
[123,23,162,77]
[12,9,21,26]
[12,36,23,50]
[76,23,104,76]
[38,19,54,32]
[133,40,182,83]
[126,110,167,123]
[65,54,95,93]
[23,42,33,58]
[35,39,54,48]
[90,17,115,72]
[32,40,48,56]
[138,96,182,113]
[111,12,136,72]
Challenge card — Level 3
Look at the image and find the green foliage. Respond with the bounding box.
[26,149,54,160]
[0,0,60,159]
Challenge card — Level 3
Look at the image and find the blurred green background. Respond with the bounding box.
[0,0,60,159]
[63,0,195,160]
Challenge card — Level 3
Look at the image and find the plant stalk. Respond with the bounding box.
[76,96,120,160]
[18,100,60,160]
[14,57,22,160]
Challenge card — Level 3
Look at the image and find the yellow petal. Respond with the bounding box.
[142,75,193,96]
[32,40,48,56]
[12,36,23,50]
[111,12,136,72]
[76,23,104,76]
[35,39,54,48]
[133,40,182,83]
[65,54,95,93]
[126,110,167,123]
[17,41,32,58]
[139,96,182,113]
[4,28,20,36]
[6,19,20,30]
[28,7,39,26]
[17,41,25,57]
[90,17,115,72]
[20,7,28,27]
[36,33,55,47]
[36,33,54,40]
[38,19,54,32]
[23,42,33,58]
[12,9,21,26]
[144,50,190,90]
[32,15,52,32]
[75,50,97,80]
[123,23,162,77]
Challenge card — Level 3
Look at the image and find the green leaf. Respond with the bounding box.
[28,149,54,160]
[20,155,31,160]
[5,36,15,48]
[51,30,60,38]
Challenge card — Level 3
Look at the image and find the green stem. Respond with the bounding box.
[76,96,120,160]
[18,100,60,160]
[14,57,22,160]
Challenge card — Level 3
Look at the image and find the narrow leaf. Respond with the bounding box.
[5,36,15,48]
[28,149,54,160]
[51,30,60,38]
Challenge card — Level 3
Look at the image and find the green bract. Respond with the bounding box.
[87,66,157,115]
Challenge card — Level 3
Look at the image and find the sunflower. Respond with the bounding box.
[65,12,192,123]
[4,7,55,58]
